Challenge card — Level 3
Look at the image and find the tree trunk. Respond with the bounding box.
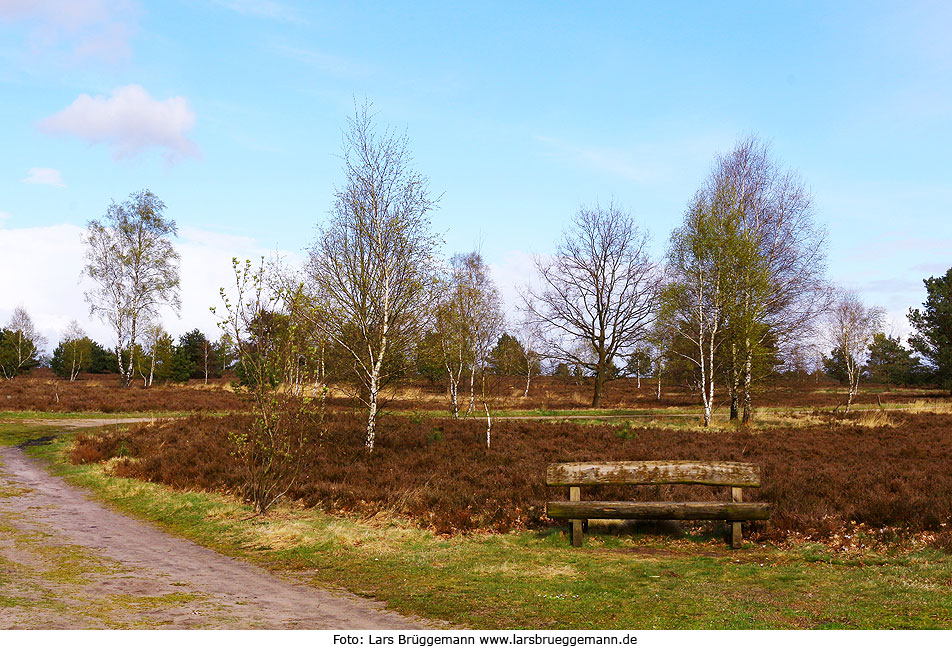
[729,342,739,421]
[741,342,754,424]
[465,364,476,416]
[703,325,717,428]
[366,366,380,449]
[845,368,857,415]
[482,371,492,448]
[448,376,459,419]
[117,346,131,387]
[592,369,604,408]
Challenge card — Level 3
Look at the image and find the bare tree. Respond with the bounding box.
[827,290,884,413]
[523,202,657,407]
[0,306,46,379]
[305,103,439,450]
[83,190,181,387]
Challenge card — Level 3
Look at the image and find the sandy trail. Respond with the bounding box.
[0,419,433,629]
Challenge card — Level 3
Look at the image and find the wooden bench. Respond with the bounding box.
[546,460,769,548]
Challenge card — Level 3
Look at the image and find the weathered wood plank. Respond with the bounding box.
[546,500,770,521]
[546,461,760,487]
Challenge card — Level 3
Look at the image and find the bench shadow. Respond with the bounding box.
[534,519,766,549]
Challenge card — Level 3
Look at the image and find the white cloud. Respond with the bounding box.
[0,0,138,63]
[0,222,296,353]
[39,84,200,162]
[0,211,10,225]
[22,167,65,187]
[488,249,541,319]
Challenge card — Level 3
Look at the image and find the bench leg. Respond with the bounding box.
[730,487,743,549]
[569,486,583,546]
[571,520,583,547]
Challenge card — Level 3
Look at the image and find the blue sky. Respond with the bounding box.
[1,1,950,348]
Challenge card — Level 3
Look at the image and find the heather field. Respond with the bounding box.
[3,369,945,416]
[5,368,952,550]
[5,372,952,629]
[60,386,952,551]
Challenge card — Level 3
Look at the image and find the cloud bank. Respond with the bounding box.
[0,0,138,63]
[0,223,296,354]
[39,84,199,162]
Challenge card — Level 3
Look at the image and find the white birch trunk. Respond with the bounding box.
[465,364,476,416]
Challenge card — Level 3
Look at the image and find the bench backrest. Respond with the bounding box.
[545,460,760,488]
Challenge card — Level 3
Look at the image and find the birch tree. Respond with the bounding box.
[0,306,45,379]
[523,202,657,407]
[711,137,830,423]
[514,317,544,398]
[827,290,884,413]
[471,281,504,448]
[135,323,166,387]
[664,190,740,426]
[83,190,181,387]
[53,321,90,381]
[433,253,498,419]
[306,104,439,450]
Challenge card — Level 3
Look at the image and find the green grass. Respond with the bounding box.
[4,421,952,629]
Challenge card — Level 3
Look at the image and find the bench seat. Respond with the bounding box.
[546,500,770,521]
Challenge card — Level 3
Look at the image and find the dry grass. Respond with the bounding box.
[907,399,952,414]
[471,560,578,580]
[851,410,898,428]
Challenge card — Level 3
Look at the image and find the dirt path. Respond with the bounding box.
[0,420,433,629]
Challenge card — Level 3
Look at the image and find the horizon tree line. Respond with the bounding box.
[3,112,951,442]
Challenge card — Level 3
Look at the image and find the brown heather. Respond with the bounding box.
[5,369,944,415]
[1,371,247,413]
[71,410,952,548]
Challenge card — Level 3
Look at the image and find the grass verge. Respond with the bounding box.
[3,422,952,629]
